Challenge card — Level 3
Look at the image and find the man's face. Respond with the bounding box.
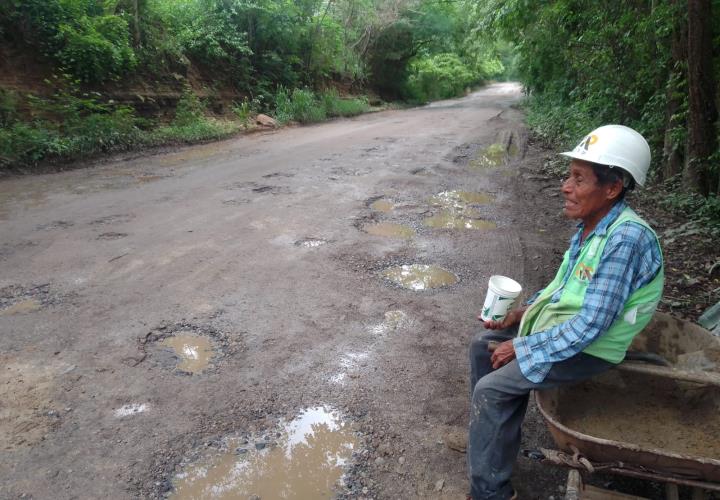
[561,160,616,222]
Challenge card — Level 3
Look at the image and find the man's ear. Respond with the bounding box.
[606,179,624,201]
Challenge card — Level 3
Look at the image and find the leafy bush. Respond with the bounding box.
[273,87,326,124]
[406,53,477,102]
[232,96,263,127]
[57,15,137,83]
[318,89,369,117]
[173,89,206,126]
[0,122,57,167]
[150,119,239,144]
[0,104,143,169]
[0,89,19,127]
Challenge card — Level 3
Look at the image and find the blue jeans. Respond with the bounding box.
[467,327,613,500]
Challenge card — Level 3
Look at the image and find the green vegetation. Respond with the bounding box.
[474,0,720,214]
[1,0,505,170]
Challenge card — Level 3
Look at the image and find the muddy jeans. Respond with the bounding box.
[467,327,613,500]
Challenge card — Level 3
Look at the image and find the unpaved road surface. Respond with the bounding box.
[0,83,658,499]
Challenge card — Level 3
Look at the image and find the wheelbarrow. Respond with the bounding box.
[532,312,720,499]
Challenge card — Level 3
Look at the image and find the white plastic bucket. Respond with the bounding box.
[480,275,522,322]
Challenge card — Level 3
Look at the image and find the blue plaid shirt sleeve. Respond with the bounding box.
[512,220,662,383]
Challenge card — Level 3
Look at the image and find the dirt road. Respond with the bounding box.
[1,83,579,499]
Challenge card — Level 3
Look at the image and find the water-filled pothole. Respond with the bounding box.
[139,322,239,374]
[382,264,458,290]
[169,406,358,499]
[423,212,497,230]
[469,143,518,169]
[369,199,394,212]
[160,334,215,374]
[0,298,42,316]
[0,284,62,316]
[97,232,128,240]
[429,190,494,208]
[362,222,415,239]
[370,310,409,335]
[295,238,329,248]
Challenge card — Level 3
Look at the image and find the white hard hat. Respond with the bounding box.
[560,125,651,187]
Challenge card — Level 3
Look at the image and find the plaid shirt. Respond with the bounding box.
[513,200,663,383]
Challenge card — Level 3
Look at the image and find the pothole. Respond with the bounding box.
[469,143,519,169]
[160,334,215,374]
[224,181,290,195]
[0,298,42,316]
[262,172,295,178]
[382,264,458,290]
[35,220,74,231]
[362,222,415,239]
[423,212,497,230]
[114,403,149,418]
[136,174,170,183]
[0,284,60,316]
[222,198,251,206]
[369,310,409,335]
[89,213,135,225]
[429,190,494,207]
[295,238,329,248]
[97,232,128,240]
[139,323,239,374]
[168,406,358,499]
[369,199,394,213]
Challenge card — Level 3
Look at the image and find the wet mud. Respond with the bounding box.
[382,264,458,290]
[558,376,720,459]
[160,334,216,374]
[429,190,494,208]
[362,222,415,239]
[295,238,329,248]
[469,142,519,169]
[170,407,358,499]
[423,212,497,230]
[369,199,394,213]
[139,322,241,374]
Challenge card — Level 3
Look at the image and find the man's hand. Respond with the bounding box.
[478,306,526,330]
[490,340,516,369]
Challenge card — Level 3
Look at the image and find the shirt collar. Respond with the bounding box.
[575,199,627,238]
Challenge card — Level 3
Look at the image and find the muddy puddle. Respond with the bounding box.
[558,376,720,459]
[382,264,458,290]
[369,199,394,212]
[362,222,415,239]
[430,190,494,208]
[114,403,149,418]
[295,238,329,248]
[370,310,409,335]
[0,298,42,316]
[469,143,518,169]
[424,212,497,230]
[170,406,358,499]
[160,334,215,374]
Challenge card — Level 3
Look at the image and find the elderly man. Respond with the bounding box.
[467,125,664,500]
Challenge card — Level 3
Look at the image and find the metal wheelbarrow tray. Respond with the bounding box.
[535,312,720,486]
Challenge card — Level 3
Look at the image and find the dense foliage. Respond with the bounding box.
[472,0,720,203]
[0,0,504,168]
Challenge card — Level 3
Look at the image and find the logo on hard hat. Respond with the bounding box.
[581,134,599,151]
[572,134,599,155]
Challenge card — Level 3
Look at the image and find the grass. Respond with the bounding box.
[0,87,372,171]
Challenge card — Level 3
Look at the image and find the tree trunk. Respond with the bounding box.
[662,0,687,181]
[685,0,718,195]
[132,0,141,47]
